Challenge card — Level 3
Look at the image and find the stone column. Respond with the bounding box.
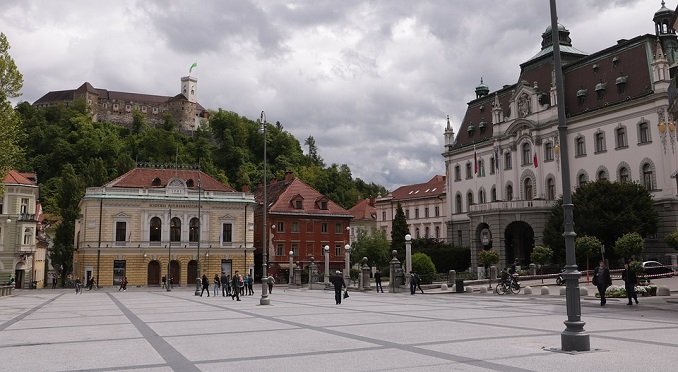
[388,250,401,293]
[293,263,301,286]
[308,256,317,288]
[361,257,371,291]
[448,270,456,286]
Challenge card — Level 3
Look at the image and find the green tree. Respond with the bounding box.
[412,238,470,273]
[575,235,601,280]
[665,229,678,251]
[614,232,644,261]
[351,229,390,268]
[304,135,324,166]
[543,180,658,262]
[390,202,409,260]
[412,252,436,284]
[478,249,499,287]
[0,32,24,189]
[530,245,554,283]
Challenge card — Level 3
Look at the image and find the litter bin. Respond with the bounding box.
[455,279,464,293]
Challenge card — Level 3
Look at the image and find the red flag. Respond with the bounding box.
[533,146,538,168]
[474,146,478,174]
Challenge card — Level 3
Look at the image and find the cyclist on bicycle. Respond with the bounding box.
[500,267,511,286]
[87,277,96,290]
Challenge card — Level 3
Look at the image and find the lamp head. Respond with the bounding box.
[324,245,329,252]
[344,244,351,251]
[289,250,294,256]
[405,234,412,241]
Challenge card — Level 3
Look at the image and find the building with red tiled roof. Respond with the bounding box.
[375,175,447,242]
[347,198,377,244]
[33,75,209,132]
[444,4,678,269]
[74,166,255,288]
[253,171,353,280]
[1,170,41,288]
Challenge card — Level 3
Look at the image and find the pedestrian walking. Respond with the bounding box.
[593,260,612,306]
[248,274,255,295]
[75,277,82,294]
[231,271,241,301]
[374,269,384,293]
[409,271,416,295]
[200,274,210,297]
[162,275,166,289]
[622,261,639,306]
[221,272,228,297]
[414,271,424,294]
[118,276,125,291]
[242,274,248,296]
[52,275,57,289]
[266,274,274,294]
[331,270,347,304]
[213,274,220,297]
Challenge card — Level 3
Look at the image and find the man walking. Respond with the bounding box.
[593,260,612,306]
[409,271,417,295]
[622,261,639,306]
[374,269,384,293]
[221,272,229,297]
[331,270,346,304]
[231,271,241,301]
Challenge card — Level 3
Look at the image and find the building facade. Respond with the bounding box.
[375,175,447,242]
[74,166,255,287]
[253,172,352,280]
[33,75,209,132]
[0,171,43,288]
[347,198,378,244]
[444,4,678,269]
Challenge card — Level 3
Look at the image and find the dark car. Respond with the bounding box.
[642,261,674,278]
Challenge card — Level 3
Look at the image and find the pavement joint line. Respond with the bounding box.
[0,335,145,349]
[61,362,169,372]
[107,293,199,372]
[153,292,538,372]
[192,344,388,365]
[0,293,64,332]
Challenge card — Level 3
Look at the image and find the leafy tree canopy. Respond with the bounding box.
[0,33,24,192]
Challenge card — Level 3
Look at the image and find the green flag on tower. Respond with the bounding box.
[189,62,197,73]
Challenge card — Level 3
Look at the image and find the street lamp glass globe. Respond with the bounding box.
[344,244,351,251]
[289,250,294,256]
[405,234,412,241]
[324,245,329,252]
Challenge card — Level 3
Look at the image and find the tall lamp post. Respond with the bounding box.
[259,111,270,305]
[550,0,589,351]
[344,244,351,286]
[288,250,294,286]
[324,245,330,284]
[167,209,172,292]
[195,175,202,296]
[405,234,412,275]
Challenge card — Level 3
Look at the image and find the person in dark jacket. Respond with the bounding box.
[231,271,241,301]
[622,261,639,306]
[593,260,612,306]
[414,271,424,294]
[213,274,220,297]
[200,274,210,297]
[220,272,229,297]
[331,270,346,304]
[374,269,384,293]
[409,271,416,295]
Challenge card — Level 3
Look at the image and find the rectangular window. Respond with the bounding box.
[335,244,342,257]
[435,206,440,217]
[454,165,461,181]
[504,152,512,170]
[405,209,409,219]
[291,222,299,233]
[115,221,127,242]
[295,200,303,209]
[20,198,28,214]
[291,243,298,256]
[414,208,419,219]
[424,207,429,218]
[277,222,284,232]
[222,223,233,242]
[321,223,328,233]
[595,133,605,153]
[382,212,386,221]
[490,158,495,175]
[334,223,341,233]
[616,128,627,148]
[113,260,126,286]
[466,163,472,179]
[276,243,284,256]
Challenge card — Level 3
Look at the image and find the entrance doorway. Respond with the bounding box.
[148,261,160,286]
[221,260,232,277]
[169,260,180,286]
[14,269,24,289]
[504,221,535,268]
[187,260,197,285]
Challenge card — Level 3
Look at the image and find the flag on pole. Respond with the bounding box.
[189,62,197,73]
[533,144,539,168]
[474,146,478,175]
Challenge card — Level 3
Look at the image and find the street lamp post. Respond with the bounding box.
[195,176,202,296]
[550,0,589,351]
[288,250,294,286]
[344,244,351,286]
[167,208,172,292]
[259,111,270,305]
[405,233,412,275]
[324,245,330,284]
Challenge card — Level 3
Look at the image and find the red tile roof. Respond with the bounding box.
[348,198,377,221]
[3,170,36,186]
[390,175,446,200]
[105,168,234,191]
[253,175,352,217]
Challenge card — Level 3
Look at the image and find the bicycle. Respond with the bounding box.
[495,274,521,295]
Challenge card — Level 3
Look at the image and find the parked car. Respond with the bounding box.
[642,261,674,278]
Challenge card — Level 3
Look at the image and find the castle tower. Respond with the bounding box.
[181,76,197,103]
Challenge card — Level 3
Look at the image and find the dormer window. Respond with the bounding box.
[616,74,627,94]
[479,120,487,134]
[291,195,304,210]
[592,63,599,73]
[612,56,619,68]
[467,123,475,137]
[321,201,328,210]
[151,177,162,186]
[295,200,303,209]
[576,87,587,105]
[186,179,195,188]
[595,82,606,100]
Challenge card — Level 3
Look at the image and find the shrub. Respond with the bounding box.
[412,252,437,284]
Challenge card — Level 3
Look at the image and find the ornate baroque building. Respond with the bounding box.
[33,75,209,132]
[74,166,255,287]
[444,3,678,269]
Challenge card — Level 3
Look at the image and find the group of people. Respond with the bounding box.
[593,260,639,306]
[200,272,271,299]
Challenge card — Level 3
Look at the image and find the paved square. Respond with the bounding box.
[1,284,678,371]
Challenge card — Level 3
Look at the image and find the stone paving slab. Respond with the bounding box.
[1,281,677,371]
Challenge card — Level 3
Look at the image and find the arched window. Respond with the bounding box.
[435,226,440,239]
[620,167,629,183]
[546,178,555,200]
[425,227,430,238]
[598,170,607,181]
[491,186,497,202]
[467,192,474,209]
[150,217,162,241]
[479,189,486,204]
[189,217,200,242]
[455,194,462,214]
[545,142,553,161]
[522,143,531,165]
[506,184,513,201]
[578,173,587,186]
[643,164,653,190]
[170,217,181,242]
[575,136,586,156]
[524,178,533,200]
[504,151,512,170]
[639,122,650,144]
[415,227,420,239]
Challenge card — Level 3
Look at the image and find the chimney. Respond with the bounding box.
[242,184,250,192]
[285,171,294,182]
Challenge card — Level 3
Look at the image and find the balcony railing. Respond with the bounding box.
[17,213,37,222]
[468,199,556,213]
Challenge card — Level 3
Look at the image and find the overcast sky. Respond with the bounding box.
[1,0,668,191]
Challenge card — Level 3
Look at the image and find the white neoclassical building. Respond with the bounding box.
[444,3,678,269]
